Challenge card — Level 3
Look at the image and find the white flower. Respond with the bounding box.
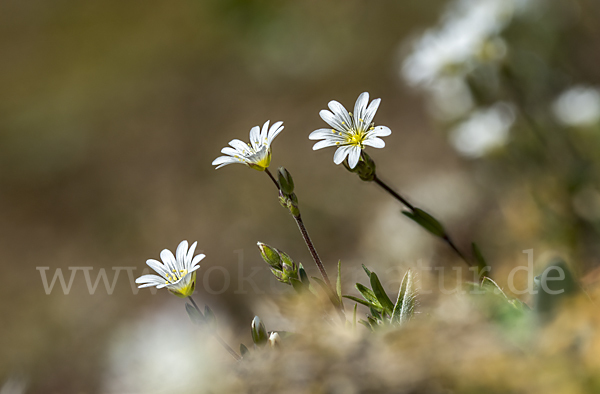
[449,102,515,158]
[212,120,284,171]
[552,86,600,128]
[309,92,391,169]
[136,240,204,298]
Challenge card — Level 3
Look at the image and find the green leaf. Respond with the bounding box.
[185,303,205,326]
[353,303,357,331]
[343,295,372,308]
[391,270,416,324]
[481,277,507,298]
[369,272,394,316]
[204,305,217,331]
[369,306,382,321]
[403,208,445,238]
[239,343,249,357]
[355,283,380,306]
[472,242,489,272]
[336,260,342,303]
[362,264,372,278]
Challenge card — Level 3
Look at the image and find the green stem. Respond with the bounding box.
[188,296,241,361]
[372,174,472,268]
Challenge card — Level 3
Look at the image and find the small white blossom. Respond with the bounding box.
[552,86,600,128]
[212,120,284,171]
[136,240,204,298]
[449,102,515,158]
[309,92,391,169]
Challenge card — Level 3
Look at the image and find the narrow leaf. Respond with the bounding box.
[403,208,445,237]
[336,260,342,302]
[355,283,380,306]
[391,270,416,324]
[343,295,372,308]
[369,272,394,315]
[353,303,357,331]
[362,264,372,278]
[185,303,205,326]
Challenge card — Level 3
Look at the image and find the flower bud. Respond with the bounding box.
[277,167,295,195]
[251,316,268,347]
[268,332,281,348]
[257,242,281,269]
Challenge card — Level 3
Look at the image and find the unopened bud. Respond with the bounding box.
[268,332,281,348]
[257,242,281,269]
[251,316,268,347]
[277,167,295,195]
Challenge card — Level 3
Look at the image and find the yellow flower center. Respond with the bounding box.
[346,132,366,148]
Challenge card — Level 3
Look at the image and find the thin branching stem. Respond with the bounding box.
[188,296,241,361]
[372,174,472,268]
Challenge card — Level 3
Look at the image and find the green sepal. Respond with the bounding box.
[298,263,310,286]
[402,208,446,238]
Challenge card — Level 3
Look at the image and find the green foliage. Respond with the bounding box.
[402,208,446,238]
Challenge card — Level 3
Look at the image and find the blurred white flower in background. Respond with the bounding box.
[552,86,600,128]
[449,103,516,158]
[401,0,524,87]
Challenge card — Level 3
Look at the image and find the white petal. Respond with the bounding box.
[135,274,165,284]
[146,259,169,279]
[368,125,392,137]
[160,249,177,273]
[267,122,284,145]
[186,242,197,264]
[333,145,352,164]
[348,146,361,169]
[354,92,369,123]
[176,240,188,267]
[327,100,352,130]
[220,147,241,157]
[309,128,339,140]
[249,126,261,150]
[212,156,238,166]
[260,120,271,141]
[313,139,340,150]
[363,137,385,148]
[363,98,381,125]
[214,159,243,169]
[190,254,205,270]
[229,139,251,153]
[319,109,346,131]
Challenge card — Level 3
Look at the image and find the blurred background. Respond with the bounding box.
[1,0,600,392]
